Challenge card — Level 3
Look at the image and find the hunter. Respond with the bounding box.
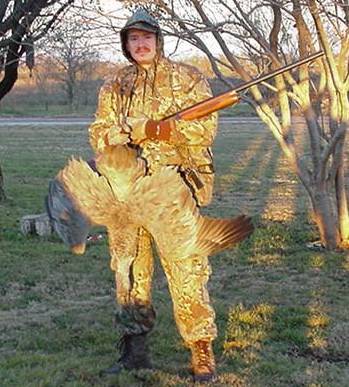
[89,8,218,383]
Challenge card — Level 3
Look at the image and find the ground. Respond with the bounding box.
[0,117,348,386]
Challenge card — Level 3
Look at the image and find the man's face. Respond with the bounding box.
[126,28,157,65]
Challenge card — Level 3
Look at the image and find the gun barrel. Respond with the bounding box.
[163,51,323,122]
[234,50,324,93]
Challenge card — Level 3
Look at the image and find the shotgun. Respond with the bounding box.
[163,51,324,122]
[164,51,324,191]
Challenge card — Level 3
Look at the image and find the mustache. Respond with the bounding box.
[135,47,151,53]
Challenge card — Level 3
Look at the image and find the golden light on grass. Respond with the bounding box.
[224,338,254,351]
[224,303,275,353]
[306,305,330,351]
[310,254,325,269]
[249,253,281,265]
[307,313,330,328]
[308,335,327,350]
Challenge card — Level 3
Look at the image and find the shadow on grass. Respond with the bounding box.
[211,129,282,218]
[210,121,349,385]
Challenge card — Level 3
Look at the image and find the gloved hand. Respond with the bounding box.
[128,116,177,143]
[144,119,175,141]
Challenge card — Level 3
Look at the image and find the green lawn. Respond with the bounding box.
[0,119,348,386]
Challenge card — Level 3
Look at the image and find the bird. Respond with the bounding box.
[48,144,254,259]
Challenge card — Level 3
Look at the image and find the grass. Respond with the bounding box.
[0,118,348,386]
[0,104,95,117]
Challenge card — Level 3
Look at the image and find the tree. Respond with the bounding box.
[114,0,349,250]
[32,55,57,112]
[39,16,99,109]
[0,0,75,100]
[0,0,74,200]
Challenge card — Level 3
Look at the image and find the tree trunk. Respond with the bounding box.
[335,105,349,246]
[0,163,6,201]
[0,37,21,101]
[310,187,339,249]
[336,162,349,246]
[68,85,74,109]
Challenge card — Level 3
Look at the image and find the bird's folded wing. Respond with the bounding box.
[57,157,118,225]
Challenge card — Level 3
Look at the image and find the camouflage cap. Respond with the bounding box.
[120,8,164,63]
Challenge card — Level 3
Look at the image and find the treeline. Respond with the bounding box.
[0,56,254,117]
[0,57,120,116]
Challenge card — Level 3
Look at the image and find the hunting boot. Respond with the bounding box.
[101,332,152,375]
[190,340,217,383]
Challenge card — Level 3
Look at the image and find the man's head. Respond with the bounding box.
[120,8,163,65]
[126,28,157,65]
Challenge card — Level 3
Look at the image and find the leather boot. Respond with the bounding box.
[190,340,217,383]
[101,333,152,375]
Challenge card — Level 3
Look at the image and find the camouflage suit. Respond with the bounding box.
[89,15,218,348]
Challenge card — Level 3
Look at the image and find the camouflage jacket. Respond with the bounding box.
[89,57,217,206]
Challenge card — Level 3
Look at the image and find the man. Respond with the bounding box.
[89,8,219,383]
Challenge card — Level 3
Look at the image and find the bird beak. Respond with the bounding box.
[71,243,86,255]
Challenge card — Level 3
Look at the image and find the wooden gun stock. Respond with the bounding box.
[162,51,324,123]
[168,90,240,121]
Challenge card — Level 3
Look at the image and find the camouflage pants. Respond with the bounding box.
[109,227,217,345]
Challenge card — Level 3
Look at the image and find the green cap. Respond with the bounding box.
[120,8,164,63]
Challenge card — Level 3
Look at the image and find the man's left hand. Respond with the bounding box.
[144,119,175,141]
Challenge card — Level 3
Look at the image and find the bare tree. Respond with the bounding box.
[113,0,349,250]
[32,55,55,112]
[0,0,75,100]
[0,0,75,201]
[39,16,99,109]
